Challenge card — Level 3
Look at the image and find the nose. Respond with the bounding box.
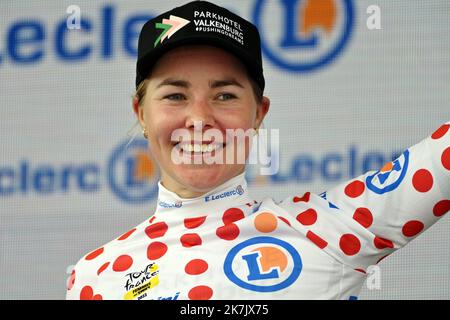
[185,97,216,130]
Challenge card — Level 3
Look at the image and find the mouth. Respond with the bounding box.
[172,141,226,156]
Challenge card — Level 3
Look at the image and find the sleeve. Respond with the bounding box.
[322,120,450,266]
[65,263,79,300]
[65,254,102,300]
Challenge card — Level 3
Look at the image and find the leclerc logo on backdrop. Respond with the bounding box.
[252,0,354,72]
[0,1,352,69]
[0,138,159,204]
[0,5,152,64]
[108,139,159,203]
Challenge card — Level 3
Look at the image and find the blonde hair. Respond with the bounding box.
[135,78,150,106]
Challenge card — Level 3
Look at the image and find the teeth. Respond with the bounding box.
[180,143,219,153]
[180,144,191,152]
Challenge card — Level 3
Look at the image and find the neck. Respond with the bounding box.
[154,172,253,220]
[160,168,246,199]
[159,179,211,199]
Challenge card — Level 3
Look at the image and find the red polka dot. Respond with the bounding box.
[222,208,244,225]
[216,223,240,241]
[344,180,365,198]
[147,242,168,260]
[431,124,449,139]
[374,236,394,249]
[149,216,156,223]
[188,286,213,300]
[97,262,110,276]
[355,268,366,274]
[112,255,133,272]
[92,294,103,300]
[433,200,450,217]
[402,220,424,237]
[412,169,433,193]
[296,209,317,226]
[339,234,361,256]
[185,259,209,275]
[184,216,206,229]
[67,270,75,290]
[118,228,136,241]
[145,222,168,239]
[306,231,328,249]
[278,216,291,226]
[293,192,310,203]
[180,233,202,247]
[85,247,104,261]
[442,147,450,170]
[353,207,373,228]
[80,286,94,300]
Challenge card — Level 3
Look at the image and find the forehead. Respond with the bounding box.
[150,45,248,78]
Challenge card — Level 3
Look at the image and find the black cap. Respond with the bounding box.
[136,0,265,91]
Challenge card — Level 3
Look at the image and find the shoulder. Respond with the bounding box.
[266,191,339,212]
[66,217,152,299]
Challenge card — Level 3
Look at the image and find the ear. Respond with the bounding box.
[132,96,146,127]
[255,96,270,129]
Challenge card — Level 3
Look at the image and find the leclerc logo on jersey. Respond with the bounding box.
[224,237,302,292]
[204,185,244,202]
[108,138,159,203]
[252,0,354,72]
[366,150,410,194]
[154,15,190,47]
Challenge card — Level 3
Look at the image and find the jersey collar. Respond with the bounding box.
[154,172,253,219]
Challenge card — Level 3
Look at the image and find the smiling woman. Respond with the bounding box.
[66,0,450,300]
[134,45,269,198]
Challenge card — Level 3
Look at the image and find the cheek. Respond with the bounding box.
[144,110,180,147]
[217,109,256,130]
[145,107,170,142]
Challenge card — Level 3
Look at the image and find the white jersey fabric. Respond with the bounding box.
[67,121,449,300]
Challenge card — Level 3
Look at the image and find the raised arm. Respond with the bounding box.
[322,121,449,264]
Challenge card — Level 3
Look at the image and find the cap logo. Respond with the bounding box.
[154,15,191,47]
[193,10,244,45]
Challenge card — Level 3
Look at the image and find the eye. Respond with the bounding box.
[164,93,186,101]
[217,93,237,101]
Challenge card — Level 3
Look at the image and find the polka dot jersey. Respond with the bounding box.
[66,122,450,300]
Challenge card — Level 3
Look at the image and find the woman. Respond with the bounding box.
[66,1,449,300]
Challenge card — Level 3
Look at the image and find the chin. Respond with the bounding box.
[177,165,233,192]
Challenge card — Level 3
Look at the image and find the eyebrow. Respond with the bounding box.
[156,78,244,89]
[209,78,244,89]
[156,78,190,89]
